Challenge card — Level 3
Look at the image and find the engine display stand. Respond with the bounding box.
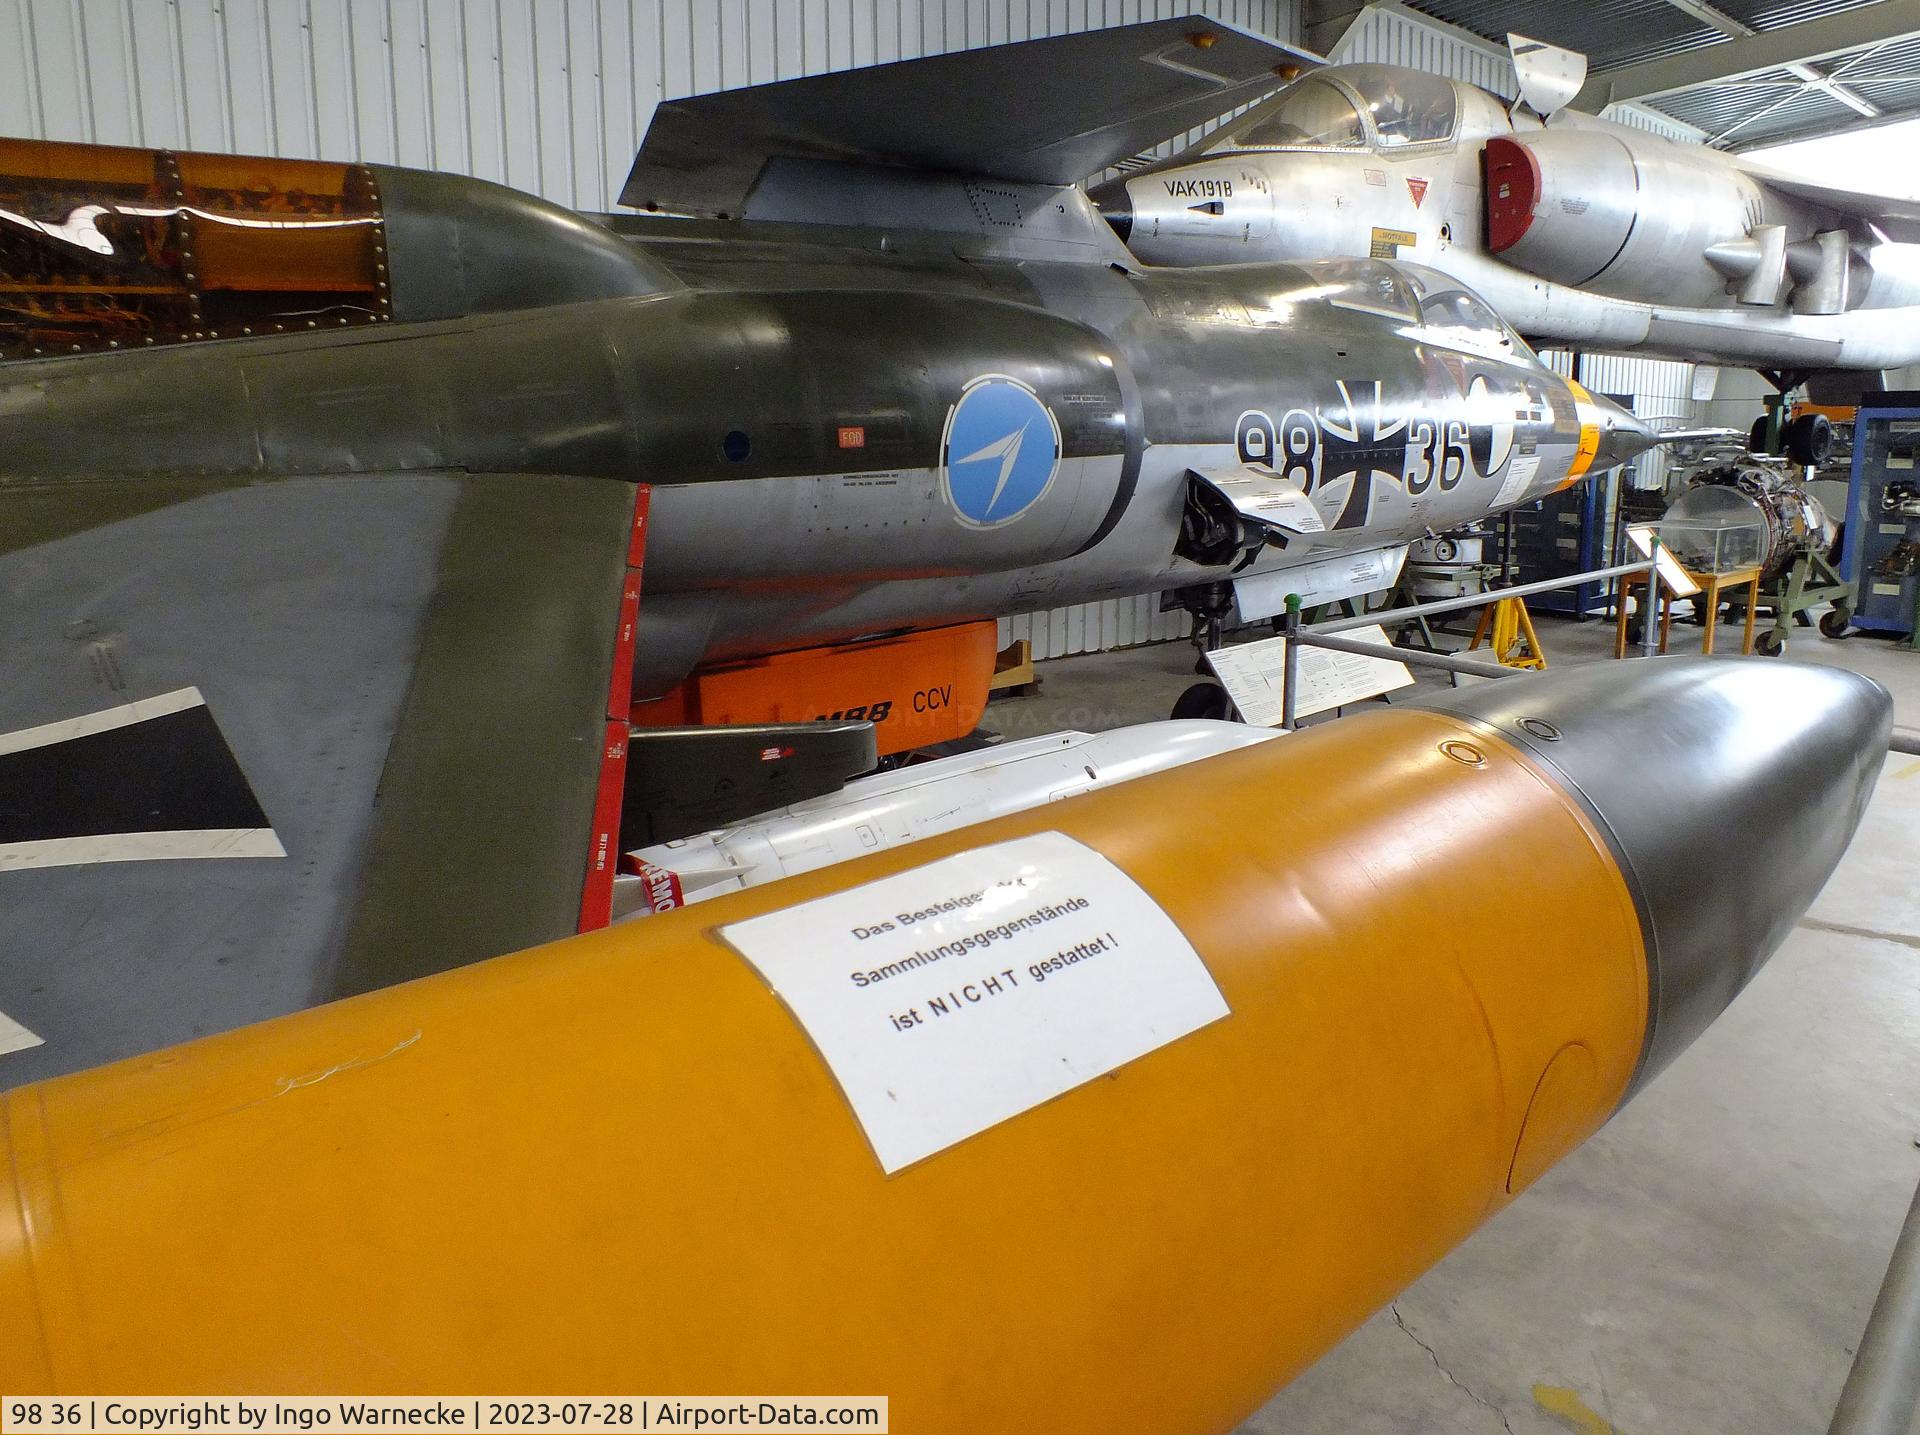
[1718,548,1855,655]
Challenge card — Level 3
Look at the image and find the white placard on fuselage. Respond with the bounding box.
[720,831,1228,1174]
[1492,449,1543,507]
[1205,622,1414,726]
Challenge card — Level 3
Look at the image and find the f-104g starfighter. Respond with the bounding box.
[0,17,1653,1085]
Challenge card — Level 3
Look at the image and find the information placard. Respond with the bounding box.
[1492,448,1542,507]
[720,832,1228,1174]
[1205,622,1414,726]
[1625,523,1704,598]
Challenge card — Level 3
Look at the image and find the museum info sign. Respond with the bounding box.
[722,831,1230,1173]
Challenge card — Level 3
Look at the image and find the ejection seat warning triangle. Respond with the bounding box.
[720,831,1228,1174]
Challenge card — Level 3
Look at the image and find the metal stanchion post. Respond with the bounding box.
[1280,594,1301,731]
[1829,1176,1920,1435]
[1642,537,1662,659]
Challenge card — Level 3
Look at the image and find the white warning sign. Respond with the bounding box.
[1492,448,1543,507]
[720,831,1228,1174]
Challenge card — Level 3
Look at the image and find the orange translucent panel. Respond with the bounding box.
[0,136,159,187]
[1,139,387,358]
[175,151,361,204]
[193,223,380,293]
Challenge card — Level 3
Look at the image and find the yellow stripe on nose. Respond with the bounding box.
[1561,378,1604,485]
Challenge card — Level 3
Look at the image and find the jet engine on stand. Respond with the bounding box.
[1661,454,1851,651]
[1664,459,1837,580]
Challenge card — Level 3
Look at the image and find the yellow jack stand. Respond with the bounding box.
[1467,596,1547,670]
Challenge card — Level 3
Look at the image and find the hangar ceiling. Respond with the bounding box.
[1397,0,1920,148]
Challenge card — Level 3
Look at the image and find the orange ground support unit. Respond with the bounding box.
[1793,402,1858,424]
[632,621,999,756]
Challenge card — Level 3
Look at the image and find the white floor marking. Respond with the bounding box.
[0,685,205,756]
[0,827,286,872]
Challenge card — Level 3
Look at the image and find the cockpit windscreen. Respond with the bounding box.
[1216,68,1458,152]
[1341,65,1458,147]
[1227,79,1366,149]
[1414,281,1536,360]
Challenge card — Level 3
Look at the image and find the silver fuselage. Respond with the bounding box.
[0,200,1646,696]
[1098,67,1920,371]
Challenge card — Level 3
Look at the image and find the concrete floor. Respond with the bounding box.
[984,612,1920,1435]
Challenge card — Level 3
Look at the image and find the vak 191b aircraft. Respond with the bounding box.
[0,18,1655,1086]
[1091,33,1920,416]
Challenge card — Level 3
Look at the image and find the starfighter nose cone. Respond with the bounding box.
[1573,382,1662,474]
[1088,176,1133,243]
[1424,656,1892,1089]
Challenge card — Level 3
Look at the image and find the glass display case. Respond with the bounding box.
[1653,486,1768,575]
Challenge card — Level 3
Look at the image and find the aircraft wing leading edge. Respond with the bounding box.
[1737,163,1920,244]
[0,470,637,1085]
[619,16,1317,217]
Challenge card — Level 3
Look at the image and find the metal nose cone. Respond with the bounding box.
[1422,657,1892,1090]
[1579,385,1662,474]
[1087,176,1133,243]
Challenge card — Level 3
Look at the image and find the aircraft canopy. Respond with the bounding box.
[1218,66,1458,152]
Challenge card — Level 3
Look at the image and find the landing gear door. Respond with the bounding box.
[1188,463,1328,542]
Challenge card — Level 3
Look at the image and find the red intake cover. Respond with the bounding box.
[1482,136,1541,254]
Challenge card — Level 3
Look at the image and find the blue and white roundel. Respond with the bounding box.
[940,374,1063,528]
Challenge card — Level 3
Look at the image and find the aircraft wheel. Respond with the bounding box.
[1754,629,1786,657]
[1748,416,1772,455]
[1786,413,1833,467]
[1172,681,1235,721]
[1819,607,1852,639]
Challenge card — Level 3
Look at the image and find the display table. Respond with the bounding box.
[1614,564,1763,657]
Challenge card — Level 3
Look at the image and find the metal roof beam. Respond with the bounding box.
[1647,0,1876,116]
[1690,0,1876,115]
[1705,36,1888,144]
[1576,0,1920,108]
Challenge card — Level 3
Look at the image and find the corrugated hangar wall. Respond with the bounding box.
[2,0,1702,658]
[0,0,1301,215]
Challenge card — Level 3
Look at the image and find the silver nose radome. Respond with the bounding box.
[1582,386,1664,475]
